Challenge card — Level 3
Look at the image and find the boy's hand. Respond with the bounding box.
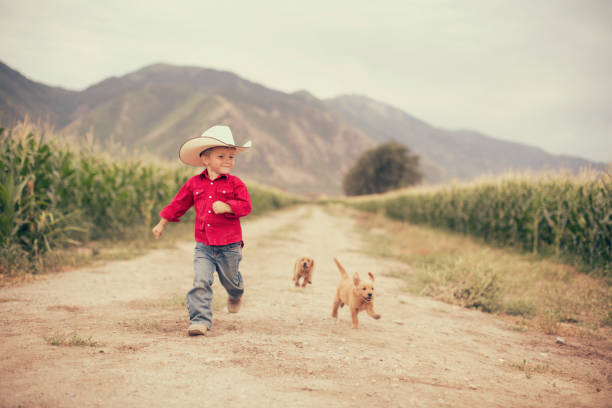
[212,201,233,214]
[152,219,168,239]
[152,224,164,239]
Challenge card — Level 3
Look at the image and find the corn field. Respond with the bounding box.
[350,173,612,275]
[0,125,299,273]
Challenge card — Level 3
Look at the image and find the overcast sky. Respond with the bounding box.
[1,0,610,162]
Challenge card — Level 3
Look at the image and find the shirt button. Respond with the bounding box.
[195,192,199,195]
[209,195,212,198]
[207,224,210,227]
[210,182,213,185]
[208,210,211,213]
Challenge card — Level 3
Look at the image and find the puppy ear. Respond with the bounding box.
[368,272,375,281]
[353,272,360,287]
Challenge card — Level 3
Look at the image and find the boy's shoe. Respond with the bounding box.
[227,297,242,313]
[187,323,209,336]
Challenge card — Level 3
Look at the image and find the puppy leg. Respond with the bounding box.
[366,304,381,320]
[293,266,300,286]
[301,273,308,287]
[308,261,314,284]
[350,308,359,329]
[332,297,341,319]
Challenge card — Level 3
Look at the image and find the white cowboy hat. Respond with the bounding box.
[178,125,252,167]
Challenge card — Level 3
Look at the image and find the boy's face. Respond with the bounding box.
[201,146,236,176]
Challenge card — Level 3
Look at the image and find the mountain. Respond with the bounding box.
[324,94,600,183]
[0,61,604,195]
[0,62,77,127]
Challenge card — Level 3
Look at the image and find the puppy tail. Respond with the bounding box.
[333,258,349,279]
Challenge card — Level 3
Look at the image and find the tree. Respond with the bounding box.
[342,141,422,196]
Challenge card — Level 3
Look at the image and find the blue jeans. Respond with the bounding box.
[186,241,244,328]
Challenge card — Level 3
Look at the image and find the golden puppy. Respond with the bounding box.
[293,257,315,287]
[332,258,381,328]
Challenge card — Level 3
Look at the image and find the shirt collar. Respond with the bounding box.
[200,169,228,182]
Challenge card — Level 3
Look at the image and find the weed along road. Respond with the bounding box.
[0,205,609,407]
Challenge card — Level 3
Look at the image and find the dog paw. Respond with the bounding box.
[373,314,381,320]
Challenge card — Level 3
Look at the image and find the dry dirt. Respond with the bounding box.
[1,205,610,408]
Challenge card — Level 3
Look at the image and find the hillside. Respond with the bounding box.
[0,61,604,194]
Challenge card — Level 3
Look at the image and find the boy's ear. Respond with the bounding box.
[353,272,361,287]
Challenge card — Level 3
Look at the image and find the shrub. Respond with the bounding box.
[342,141,422,196]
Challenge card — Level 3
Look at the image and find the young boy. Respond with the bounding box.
[152,125,252,336]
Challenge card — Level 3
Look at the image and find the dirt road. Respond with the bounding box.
[1,205,610,407]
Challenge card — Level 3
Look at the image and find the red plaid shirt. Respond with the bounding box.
[160,170,252,246]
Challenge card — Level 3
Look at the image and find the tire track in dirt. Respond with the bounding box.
[0,205,609,407]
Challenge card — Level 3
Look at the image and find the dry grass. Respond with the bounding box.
[344,206,612,338]
[128,288,225,317]
[122,319,163,332]
[507,359,551,379]
[44,332,104,347]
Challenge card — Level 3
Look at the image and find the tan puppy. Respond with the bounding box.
[293,257,315,287]
[332,258,381,328]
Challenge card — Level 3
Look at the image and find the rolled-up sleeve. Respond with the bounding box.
[225,180,252,219]
[160,180,194,222]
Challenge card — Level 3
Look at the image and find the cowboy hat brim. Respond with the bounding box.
[179,136,252,167]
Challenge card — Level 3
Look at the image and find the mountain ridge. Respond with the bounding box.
[0,61,604,195]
